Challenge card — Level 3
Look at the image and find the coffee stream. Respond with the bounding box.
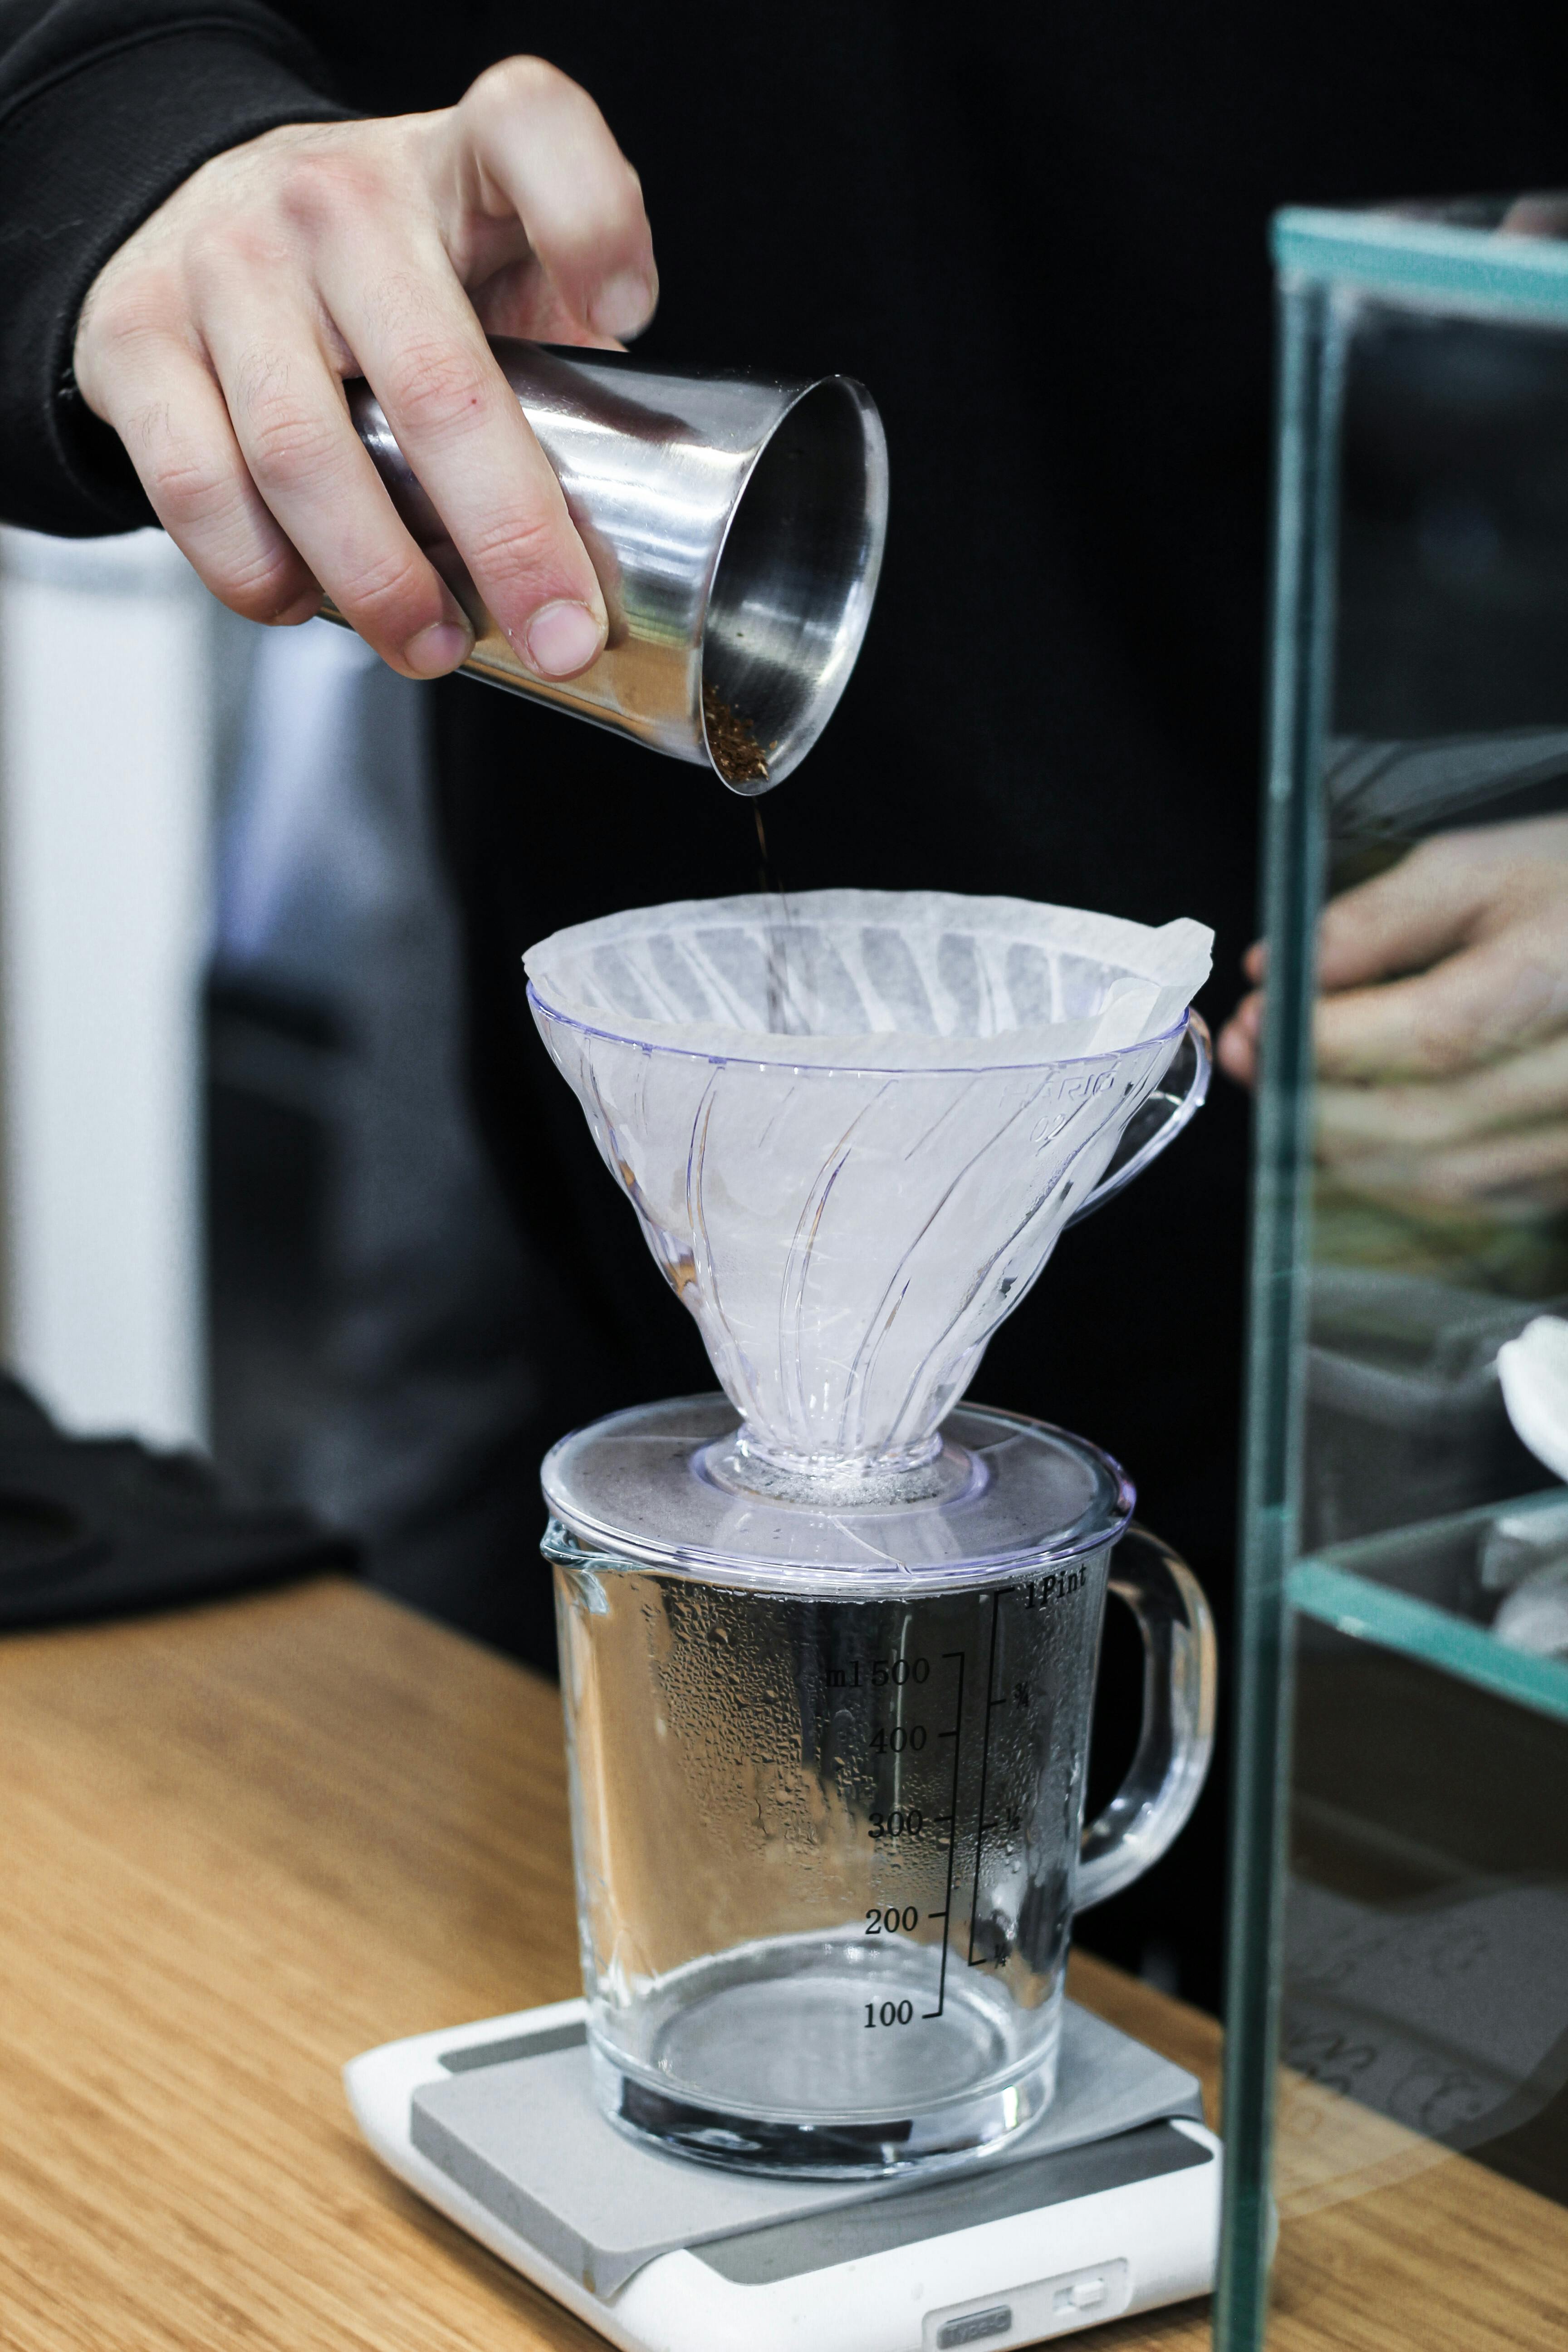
[753,804,780,898]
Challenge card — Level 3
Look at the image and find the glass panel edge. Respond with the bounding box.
[1273,205,1568,322]
[1288,1559,1568,1726]
[1216,279,1344,2352]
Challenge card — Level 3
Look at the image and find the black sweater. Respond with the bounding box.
[4,0,1567,1988]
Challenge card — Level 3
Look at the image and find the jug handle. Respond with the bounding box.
[1063,1010,1211,1228]
[1074,1523,1217,1912]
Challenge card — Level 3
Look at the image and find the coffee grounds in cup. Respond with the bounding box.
[703,684,769,787]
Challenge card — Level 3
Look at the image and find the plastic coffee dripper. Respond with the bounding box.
[526,890,1212,1497]
[526,889,1216,2177]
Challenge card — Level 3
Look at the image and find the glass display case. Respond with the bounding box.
[1220,204,1568,2348]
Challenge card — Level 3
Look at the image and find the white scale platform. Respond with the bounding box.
[347,1996,1221,2352]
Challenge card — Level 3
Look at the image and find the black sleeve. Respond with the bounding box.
[0,0,353,535]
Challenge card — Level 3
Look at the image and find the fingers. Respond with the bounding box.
[316,221,608,674]
[77,200,470,671]
[1218,824,1568,1098]
[469,252,595,346]
[76,317,321,626]
[1407,1122,1568,1212]
[1318,1033,1568,1159]
[199,289,475,676]
[72,75,657,683]
[1216,990,1262,1088]
[453,58,657,343]
[1223,922,1568,1088]
[1315,911,1568,1080]
[1501,193,1568,239]
[1314,836,1492,993]
[1318,1106,1568,1213]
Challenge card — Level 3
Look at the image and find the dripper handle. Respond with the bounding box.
[1064,1010,1211,1228]
[1074,1524,1217,1912]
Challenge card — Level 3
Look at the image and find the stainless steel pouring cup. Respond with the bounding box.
[328,340,888,795]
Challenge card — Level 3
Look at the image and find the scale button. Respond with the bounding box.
[1052,2274,1108,2313]
[935,2304,1014,2347]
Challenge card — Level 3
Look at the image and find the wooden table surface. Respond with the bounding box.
[0,1578,1560,2351]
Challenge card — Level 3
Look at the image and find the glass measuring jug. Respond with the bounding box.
[544,1401,1215,2178]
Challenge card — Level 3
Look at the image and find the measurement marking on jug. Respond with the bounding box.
[866,1905,922,1935]
[924,1649,967,2019]
[1020,1566,1088,1607]
[869,1722,927,1754]
[825,1655,932,1689]
[867,1808,926,1839]
[967,1599,1003,1968]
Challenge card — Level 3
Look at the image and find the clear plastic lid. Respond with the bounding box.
[539,1395,1133,1596]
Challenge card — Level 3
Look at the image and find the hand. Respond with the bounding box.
[73,58,658,682]
[1218,816,1568,1214]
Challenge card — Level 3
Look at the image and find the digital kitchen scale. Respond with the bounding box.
[347,1995,1220,2352]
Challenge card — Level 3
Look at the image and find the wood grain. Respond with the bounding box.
[0,1578,1559,2350]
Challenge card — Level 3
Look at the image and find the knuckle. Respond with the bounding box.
[275,148,384,235]
[332,544,435,636]
[239,378,341,492]
[178,225,228,298]
[182,217,285,301]
[1408,833,1455,877]
[216,549,314,624]
[1406,832,1471,897]
[81,275,179,361]
[461,502,570,598]
[1411,1003,1476,1074]
[119,401,233,528]
[142,435,232,523]
[379,336,494,438]
[467,53,570,120]
[136,455,312,622]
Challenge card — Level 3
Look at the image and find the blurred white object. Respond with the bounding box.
[1496,1313,1568,1485]
[1480,1493,1568,1591]
[214,618,391,980]
[209,615,536,1562]
[0,527,209,1447]
[527,892,1211,1473]
[1492,1559,1568,1659]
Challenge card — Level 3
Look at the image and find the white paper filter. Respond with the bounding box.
[526,892,1212,1470]
[527,890,1211,1068]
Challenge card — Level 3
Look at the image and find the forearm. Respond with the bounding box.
[0,0,348,534]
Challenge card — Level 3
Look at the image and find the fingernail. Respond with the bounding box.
[523,599,606,677]
[273,588,324,627]
[404,619,473,676]
[588,269,657,342]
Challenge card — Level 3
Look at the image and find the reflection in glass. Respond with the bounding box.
[1221,209,1568,2352]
